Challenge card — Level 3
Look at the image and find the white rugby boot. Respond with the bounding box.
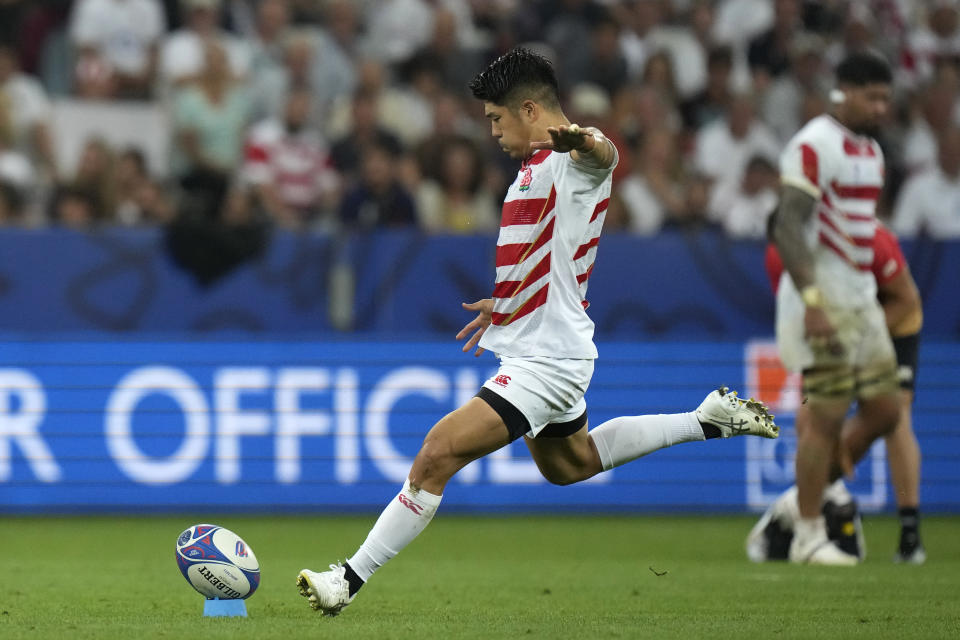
[297,564,355,616]
[696,386,779,439]
[746,486,799,562]
[789,517,859,566]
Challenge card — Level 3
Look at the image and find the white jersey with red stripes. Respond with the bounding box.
[478,146,618,359]
[779,114,883,308]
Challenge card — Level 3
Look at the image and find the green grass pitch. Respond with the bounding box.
[3,514,959,639]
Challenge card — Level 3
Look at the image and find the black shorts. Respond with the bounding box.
[892,333,920,393]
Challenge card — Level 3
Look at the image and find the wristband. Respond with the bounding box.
[801,285,824,308]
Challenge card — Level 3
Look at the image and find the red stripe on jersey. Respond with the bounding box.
[491,283,549,326]
[839,211,874,222]
[573,236,599,261]
[245,144,270,162]
[843,138,876,157]
[590,198,609,222]
[492,253,551,298]
[576,262,595,285]
[800,144,818,185]
[496,218,555,267]
[501,186,556,227]
[818,232,872,270]
[818,212,873,246]
[831,182,881,200]
[523,150,551,166]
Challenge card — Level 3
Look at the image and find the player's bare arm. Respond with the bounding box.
[877,267,922,335]
[773,184,840,351]
[530,124,615,169]
[456,298,493,357]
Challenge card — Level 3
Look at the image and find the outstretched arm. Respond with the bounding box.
[530,124,616,169]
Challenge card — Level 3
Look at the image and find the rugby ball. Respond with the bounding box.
[175,524,260,599]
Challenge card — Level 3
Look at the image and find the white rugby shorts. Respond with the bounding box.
[479,355,594,439]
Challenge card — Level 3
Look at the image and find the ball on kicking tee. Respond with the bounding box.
[175,524,260,600]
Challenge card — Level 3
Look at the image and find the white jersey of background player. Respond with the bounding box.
[770,51,901,566]
[295,47,778,617]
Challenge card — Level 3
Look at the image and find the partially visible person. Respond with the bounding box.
[171,40,251,214]
[413,136,498,234]
[0,43,56,176]
[892,126,960,239]
[69,0,166,99]
[708,154,778,239]
[770,51,900,565]
[617,128,685,235]
[160,0,252,88]
[338,141,416,229]
[242,86,339,230]
[748,221,926,564]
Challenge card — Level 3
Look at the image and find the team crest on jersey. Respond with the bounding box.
[518,166,533,191]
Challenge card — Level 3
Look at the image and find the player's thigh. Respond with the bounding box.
[419,396,513,464]
[523,423,599,483]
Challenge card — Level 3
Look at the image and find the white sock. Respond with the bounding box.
[590,412,704,471]
[822,478,851,505]
[346,478,443,582]
[795,516,825,541]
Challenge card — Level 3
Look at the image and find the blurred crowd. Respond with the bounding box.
[1,0,960,247]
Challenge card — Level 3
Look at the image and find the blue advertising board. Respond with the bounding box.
[2,339,957,514]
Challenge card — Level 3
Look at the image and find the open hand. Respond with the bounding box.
[456,299,494,357]
[530,123,592,154]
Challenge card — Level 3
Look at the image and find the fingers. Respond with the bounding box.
[474,347,486,357]
[461,327,483,353]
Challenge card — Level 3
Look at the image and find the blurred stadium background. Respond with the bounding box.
[1,0,959,520]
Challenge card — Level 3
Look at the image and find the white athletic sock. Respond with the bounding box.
[346,478,443,582]
[590,412,704,471]
[822,478,852,505]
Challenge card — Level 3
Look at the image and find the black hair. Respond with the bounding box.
[836,51,892,86]
[468,47,560,110]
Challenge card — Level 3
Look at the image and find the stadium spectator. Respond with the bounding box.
[171,39,251,214]
[893,126,960,238]
[248,0,291,73]
[681,45,734,130]
[339,141,417,230]
[328,88,403,183]
[160,0,252,88]
[693,91,780,197]
[68,0,166,99]
[416,6,482,96]
[308,0,360,112]
[708,154,778,239]
[360,0,433,65]
[413,136,497,234]
[901,73,959,174]
[747,0,804,88]
[249,29,316,124]
[0,180,22,224]
[762,34,829,143]
[51,136,115,224]
[614,0,665,81]
[645,0,713,101]
[903,0,960,87]
[114,147,174,225]
[0,43,56,176]
[712,0,774,50]
[617,128,684,235]
[561,10,629,97]
[242,86,339,230]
